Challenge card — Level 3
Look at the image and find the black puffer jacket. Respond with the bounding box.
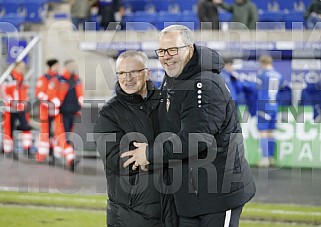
[147,45,256,217]
[94,81,177,227]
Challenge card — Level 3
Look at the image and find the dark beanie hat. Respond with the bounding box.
[46,59,59,68]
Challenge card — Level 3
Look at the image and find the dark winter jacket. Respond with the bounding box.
[147,45,256,217]
[219,0,258,29]
[197,0,219,29]
[305,0,321,19]
[94,81,178,227]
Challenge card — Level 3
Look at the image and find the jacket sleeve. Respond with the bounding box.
[75,76,84,107]
[35,77,48,101]
[148,78,229,164]
[304,3,313,19]
[219,2,233,13]
[47,78,60,116]
[197,2,209,22]
[94,107,138,176]
[248,4,258,29]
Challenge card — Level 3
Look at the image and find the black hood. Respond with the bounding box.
[176,45,224,80]
[115,80,156,104]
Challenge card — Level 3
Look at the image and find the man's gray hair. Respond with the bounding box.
[159,25,194,45]
[116,50,149,70]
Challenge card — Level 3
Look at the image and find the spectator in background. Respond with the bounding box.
[97,0,124,30]
[305,0,321,29]
[256,55,285,168]
[215,0,258,29]
[69,0,96,30]
[197,0,219,30]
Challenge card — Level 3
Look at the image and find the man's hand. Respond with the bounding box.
[121,142,150,171]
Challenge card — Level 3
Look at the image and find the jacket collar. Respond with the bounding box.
[115,80,158,104]
[46,69,58,77]
[11,69,24,83]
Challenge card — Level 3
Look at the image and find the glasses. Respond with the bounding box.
[155,45,189,57]
[116,68,148,79]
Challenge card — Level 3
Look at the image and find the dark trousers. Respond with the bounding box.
[62,112,75,133]
[10,112,31,136]
[178,205,243,227]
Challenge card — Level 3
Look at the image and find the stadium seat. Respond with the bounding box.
[258,10,285,29]
[284,11,304,29]
[123,0,147,13]
[153,11,181,30]
[219,11,232,22]
[122,12,157,30]
[175,0,197,12]
[1,0,25,16]
[0,14,25,31]
[252,0,269,11]
[22,0,48,23]
[180,11,199,30]
[277,0,294,12]
[301,0,311,10]
[259,10,284,22]
[153,0,170,12]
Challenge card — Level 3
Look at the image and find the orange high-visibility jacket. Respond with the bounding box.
[35,70,59,116]
[48,70,84,113]
[1,69,29,112]
[35,70,58,102]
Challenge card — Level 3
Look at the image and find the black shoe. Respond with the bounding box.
[66,159,80,172]
[5,152,18,160]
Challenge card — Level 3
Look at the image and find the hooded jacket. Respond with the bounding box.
[147,45,256,217]
[219,0,257,29]
[94,81,178,227]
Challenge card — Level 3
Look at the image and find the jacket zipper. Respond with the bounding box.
[189,167,198,196]
[128,174,138,206]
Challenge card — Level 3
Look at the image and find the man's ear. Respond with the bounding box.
[189,45,194,58]
[145,69,151,81]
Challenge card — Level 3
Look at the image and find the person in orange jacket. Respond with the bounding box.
[1,61,33,158]
[35,59,60,162]
[49,59,84,170]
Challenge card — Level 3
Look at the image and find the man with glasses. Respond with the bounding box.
[94,50,177,227]
[121,25,256,227]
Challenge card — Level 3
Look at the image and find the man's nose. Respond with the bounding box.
[163,50,172,59]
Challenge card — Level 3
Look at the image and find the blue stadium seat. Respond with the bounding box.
[0,14,25,31]
[219,11,232,22]
[259,10,284,22]
[284,11,304,29]
[22,0,48,23]
[153,0,170,12]
[180,11,199,30]
[175,0,197,12]
[301,0,312,9]
[123,0,147,13]
[258,11,285,29]
[125,22,157,31]
[252,0,269,10]
[153,11,181,30]
[1,0,25,16]
[277,0,294,11]
[122,12,157,30]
